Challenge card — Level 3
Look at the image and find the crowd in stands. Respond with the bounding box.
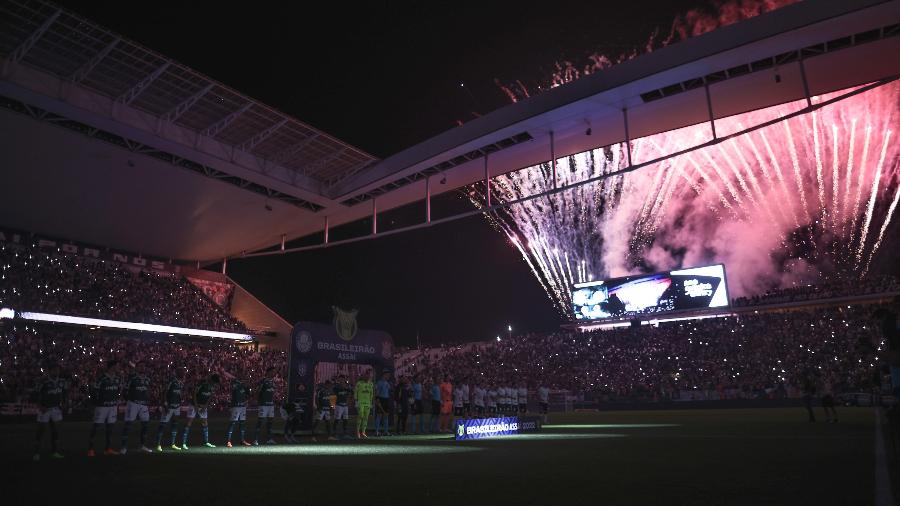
[731,275,900,307]
[0,324,286,409]
[1,254,896,412]
[404,305,888,402]
[0,243,246,332]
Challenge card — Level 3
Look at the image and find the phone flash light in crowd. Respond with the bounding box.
[16,311,253,341]
[507,325,512,332]
[496,335,501,342]
[0,307,14,319]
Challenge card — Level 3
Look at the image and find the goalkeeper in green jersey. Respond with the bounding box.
[354,370,375,439]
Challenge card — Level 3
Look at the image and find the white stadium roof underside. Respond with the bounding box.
[1,0,899,263]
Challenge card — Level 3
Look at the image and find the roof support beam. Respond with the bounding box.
[7,8,61,65]
[238,118,288,152]
[162,83,213,124]
[271,133,320,165]
[304,147,347,177]
[117,62,171,106]
[325,157,372,188]
[70,37,120,84]
[200,102,252,138]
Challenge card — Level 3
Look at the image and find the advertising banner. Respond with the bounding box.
[455,416,541,441]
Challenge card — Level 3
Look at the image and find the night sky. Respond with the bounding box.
[56,1,755,346]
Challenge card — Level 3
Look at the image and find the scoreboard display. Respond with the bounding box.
[572,264,729,321]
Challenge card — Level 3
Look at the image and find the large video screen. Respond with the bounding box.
[572,264,729,321]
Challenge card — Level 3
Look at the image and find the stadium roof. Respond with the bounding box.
[1,0,898,262]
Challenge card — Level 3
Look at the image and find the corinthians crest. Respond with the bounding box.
[332,306,358,342]
[295,331,312,353]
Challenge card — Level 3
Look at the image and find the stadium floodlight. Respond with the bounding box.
[0,307,15,319]
[17,311,254,341]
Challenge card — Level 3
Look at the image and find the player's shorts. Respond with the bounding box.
[317,408,333,421]
[334,405,349,420]
[453,406,464,416]
[93,406,117,424]
[124,401,150,422]
[540,402,549,414]
[186,405,208,419]
[37,407,63,423]
[230,406,247,421]
[440,400,452,415]
[519,403,527,413]
[412,400,423,415]
[431,400,441,416]
[160,407,181,422]
[258,405,275,418]
[475,405,484,415]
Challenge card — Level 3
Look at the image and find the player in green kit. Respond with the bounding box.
[252,367,278,445]
[311,379,335,441]
[226,377,252,448]
[181,373,220,449]
[120,361,152,454]
[333,374,353,439]
[354,370,374,439]
[33,362,67,461]
[88,360,121,457]
[156,367,186,451]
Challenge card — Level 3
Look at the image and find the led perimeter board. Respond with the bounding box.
[571,264,729,321]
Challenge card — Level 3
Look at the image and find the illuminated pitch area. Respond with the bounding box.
[6,408,888,504]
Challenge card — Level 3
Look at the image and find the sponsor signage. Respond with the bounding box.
[0,226,181,274]
[455,416,541,441]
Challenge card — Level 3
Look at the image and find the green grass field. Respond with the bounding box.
[4,407,896,505]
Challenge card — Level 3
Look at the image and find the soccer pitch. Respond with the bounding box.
[4,408,896,505]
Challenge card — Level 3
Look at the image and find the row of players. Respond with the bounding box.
[31,361,551,460]
[305,371,552,439]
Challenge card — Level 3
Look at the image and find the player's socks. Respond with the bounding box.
[170,423,179,446]
[104,423,113,451]
[226,421,235,443]
[253,418,263,442]
[140,422,148,446]
[182,426,190,446]
[35,423,45,454]
[49,420,59,452]
[239,421,246,443]
[201,426,209,445]
[88,423,99,452]
[120,421,130,449]
[156,424,164,446]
